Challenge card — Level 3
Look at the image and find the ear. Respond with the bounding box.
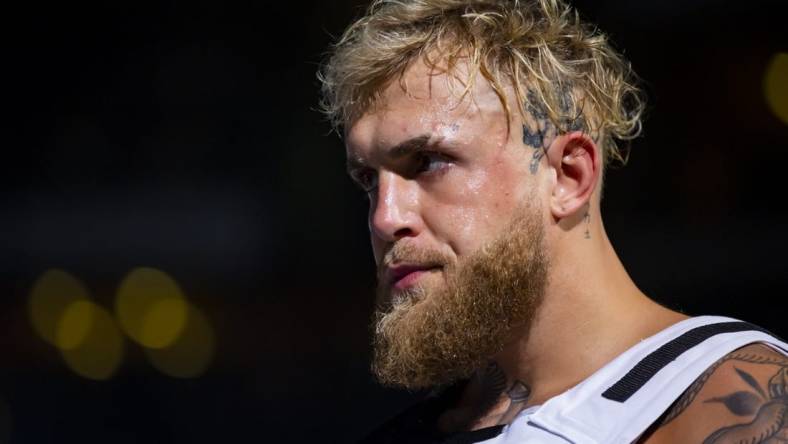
[545,132,601,220]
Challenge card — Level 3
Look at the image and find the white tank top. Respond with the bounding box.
[477,316,788,444]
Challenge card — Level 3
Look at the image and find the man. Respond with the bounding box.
[319,0,788,442]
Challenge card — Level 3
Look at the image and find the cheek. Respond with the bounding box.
[370,232,386,264]
[429,172,523,256]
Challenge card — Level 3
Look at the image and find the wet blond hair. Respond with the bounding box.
[318,0,645,165]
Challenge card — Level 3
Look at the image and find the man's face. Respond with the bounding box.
[346,61,549,388]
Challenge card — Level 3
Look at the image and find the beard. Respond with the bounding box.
[371,206,548,390]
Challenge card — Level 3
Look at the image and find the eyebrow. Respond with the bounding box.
[346,133,433,174]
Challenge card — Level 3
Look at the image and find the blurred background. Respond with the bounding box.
[0,0,786,442]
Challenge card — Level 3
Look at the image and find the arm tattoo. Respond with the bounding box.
[656,347,788,443]
[660,350,786,425]
[522,88,586,174]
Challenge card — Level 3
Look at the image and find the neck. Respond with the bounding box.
[440,215,687,432]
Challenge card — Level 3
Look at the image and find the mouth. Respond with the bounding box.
[387,264,443,291]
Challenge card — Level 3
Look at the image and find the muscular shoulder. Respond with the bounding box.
[641,343,788,444]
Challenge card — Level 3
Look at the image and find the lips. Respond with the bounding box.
[386,264,441,290]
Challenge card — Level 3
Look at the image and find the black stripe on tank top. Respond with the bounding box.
[601,321,781,403]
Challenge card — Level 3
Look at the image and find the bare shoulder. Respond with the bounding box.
[640,343,788,444]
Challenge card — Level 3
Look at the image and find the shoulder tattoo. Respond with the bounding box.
[654,344,788,443]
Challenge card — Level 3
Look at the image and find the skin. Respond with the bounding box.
[641,343,788,444]
[345,59,780,440]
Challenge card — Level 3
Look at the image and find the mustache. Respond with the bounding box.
[376,242,453,281]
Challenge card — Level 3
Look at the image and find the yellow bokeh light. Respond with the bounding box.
[55,300,95,350]
[115,267,188,349]
[140,298,188,349]
[59,301,124,380]
[29,269,90,346]
[146,304,216,378]
[764,52,788,125]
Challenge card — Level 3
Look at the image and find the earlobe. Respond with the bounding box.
[546,132,600,220]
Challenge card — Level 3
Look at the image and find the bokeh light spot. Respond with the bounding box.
[29,269,90,346]
[764,52,788,125]
[146,304,216,378]
[55,300,96,350]
[140,298,188,349]
[115,267,188,348]
[60,301,124,380]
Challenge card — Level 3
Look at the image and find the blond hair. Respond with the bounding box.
[318,0,645,165]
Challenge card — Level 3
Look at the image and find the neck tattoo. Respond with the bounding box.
[475,362,532,426]
[497,380,532,425]
[476,362,508,414]
[507,381,531,403]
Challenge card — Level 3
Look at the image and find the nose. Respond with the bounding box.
[369,171,421,244]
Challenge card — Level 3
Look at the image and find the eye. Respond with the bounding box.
[350,168,378,192]
[414,151,451,175]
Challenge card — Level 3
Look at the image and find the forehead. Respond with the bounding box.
[346,59,511,153]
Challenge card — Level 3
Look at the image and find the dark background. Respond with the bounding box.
[1,0,786,442]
